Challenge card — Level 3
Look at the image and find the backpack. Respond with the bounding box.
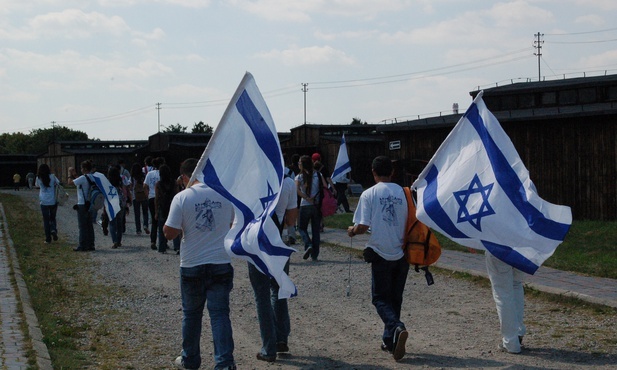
[84,174,105,211]
[317,171,337,217]
[134,180,147,202]
[403,187,441,286]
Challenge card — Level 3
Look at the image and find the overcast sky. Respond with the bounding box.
[1,0,616,140]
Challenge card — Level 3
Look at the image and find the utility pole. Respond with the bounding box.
[301,83,308,125]
[534,32,544,82]
[156,103,162,132]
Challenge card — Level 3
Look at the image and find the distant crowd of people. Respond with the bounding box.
[22,151,524,369]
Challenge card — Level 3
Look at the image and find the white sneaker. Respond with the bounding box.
[173,356,197,370]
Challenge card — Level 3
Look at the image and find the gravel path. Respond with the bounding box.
[10,189,617,369]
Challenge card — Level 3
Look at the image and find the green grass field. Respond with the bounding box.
[324,198,617,279]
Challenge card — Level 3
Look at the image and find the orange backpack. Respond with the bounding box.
[403,187,442,285]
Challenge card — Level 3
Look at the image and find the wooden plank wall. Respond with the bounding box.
[384,118,616,220]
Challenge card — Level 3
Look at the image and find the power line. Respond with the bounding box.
[545,27,617,36]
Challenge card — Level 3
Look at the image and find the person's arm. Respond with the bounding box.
[347,224,369,237]
[296,177,314,204]
[163,225,181,240]
[67,168,78,185]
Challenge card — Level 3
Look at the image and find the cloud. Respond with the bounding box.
[255,45,355,66]
[574,14,606,26]
[99,0,212,8]
[580,49,617,68]
[227,0,413,22]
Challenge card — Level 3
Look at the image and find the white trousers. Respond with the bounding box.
[486,252,526,353]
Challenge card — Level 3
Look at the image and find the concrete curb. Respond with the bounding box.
[0,203,53,370]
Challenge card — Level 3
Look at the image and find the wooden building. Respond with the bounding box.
[282,124,384,186]
[380,74,617,220]
[0,154,38,188]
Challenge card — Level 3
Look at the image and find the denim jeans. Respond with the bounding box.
[40,204,58,242]
[248,262,291,357]
[148,198,157,245]
[298,205,321,259]
[109,209,125,245]
[77,204,94,250]
[180,263,235,370]
[132,199,148,233]
[371,255,409,349]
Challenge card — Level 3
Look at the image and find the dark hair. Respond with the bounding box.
[81,160,92,172]
[180,158,198,177]
[130,163,144,183]
[37,163,51,188]
[144,156,152,166]
[158,164,175,192]
[371,156,393,177]
[299,155,315,195]
[108,166,122,188]
[291,153,300,164]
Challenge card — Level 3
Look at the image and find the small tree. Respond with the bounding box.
[192,121,213,134]
[350,117,366,125]
[162,123,188,133]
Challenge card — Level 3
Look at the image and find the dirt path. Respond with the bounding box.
[8,189,617,369]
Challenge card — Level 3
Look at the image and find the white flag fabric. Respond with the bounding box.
[90,172,121,221]
[412,91,572,275]
[331,134,351,183]
[191,72,297,298]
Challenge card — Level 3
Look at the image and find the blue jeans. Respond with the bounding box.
[132,199,148,233]
[298,205,321,259]
[371,255,409,349]
[40,204,58,242]
[248,262,291,357]
[77,205,94,249]
[180,263,235,370]
[109,209,125,245]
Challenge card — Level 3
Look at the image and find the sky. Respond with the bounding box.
[2,0,617,141]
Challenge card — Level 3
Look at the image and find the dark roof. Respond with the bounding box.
[472,73,617,97]
[377,113,462,132]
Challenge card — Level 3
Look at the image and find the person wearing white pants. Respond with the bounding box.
[486,252,526,354]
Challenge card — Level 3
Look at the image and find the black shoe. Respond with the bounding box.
[52,232,58,241]
[151,243,156,250]
[392,327,408,361]
[381,342,392,353]
[303,247,313,260]
[73,247,87,252]
[256,353,276,363]
[276,342,289,353]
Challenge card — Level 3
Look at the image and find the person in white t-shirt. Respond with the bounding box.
[144,157,162,249]
[347,156,410,361]
[35,163,60,244]
[68,160,96,251]
[163,158,237,370]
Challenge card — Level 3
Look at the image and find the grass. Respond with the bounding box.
[323,196,617,279]
[0,193,96,368]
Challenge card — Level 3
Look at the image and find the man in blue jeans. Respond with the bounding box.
[163,158,237,370]
[347,156,410,361]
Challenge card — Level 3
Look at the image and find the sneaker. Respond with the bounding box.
[381,342,392,353]
[498,343,521,354]
[112,243,119,249]
[276,342,289,353]
[144,227,150,235]
[288,236,296,245]
[44,240,51,244]
[256,353,276,362]
[303,246,313,260]
[136,231,142,235]
[151,243,156,250]
[173,355,197,370]
[392,327,408,361]
[52,232,58,241]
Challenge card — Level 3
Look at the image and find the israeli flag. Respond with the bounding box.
[412,91,572,274]
[191,72,297,298]
[90,172,121,221]
[331,134,351,183]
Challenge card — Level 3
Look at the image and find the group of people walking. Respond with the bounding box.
[30,152,526,369]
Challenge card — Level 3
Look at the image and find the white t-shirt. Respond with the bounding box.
[295,171,320,207]
[353,182,407,261]
[274,176,297,222]
[165,183,234,268]
[73,174,92,205]
[36,174,60,206]
[144,170,160,199]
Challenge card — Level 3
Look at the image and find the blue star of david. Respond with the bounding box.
[260,182,277,210]
[453,174,495,231]
[107,185,117,199]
